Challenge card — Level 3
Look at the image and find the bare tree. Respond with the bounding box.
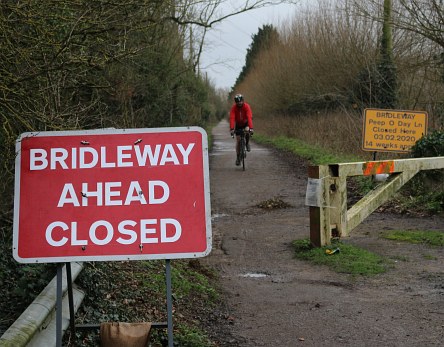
[174,1,299,76]
[396,0,444,47]
[0,0,299,238]
[349,0,444,48]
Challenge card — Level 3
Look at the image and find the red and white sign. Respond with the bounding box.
[13,127,211,263]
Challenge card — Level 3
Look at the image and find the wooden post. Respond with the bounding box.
[308,165,331,247]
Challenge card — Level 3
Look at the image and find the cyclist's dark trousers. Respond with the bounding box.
[235,124,250,145]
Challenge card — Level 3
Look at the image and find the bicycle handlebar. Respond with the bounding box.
[231,129,253,137]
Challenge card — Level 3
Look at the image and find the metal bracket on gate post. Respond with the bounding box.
[328,165,348,238]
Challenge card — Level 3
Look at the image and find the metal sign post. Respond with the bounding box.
[56,264,63,347]
[166,259,174,347]
[55,263,77,347]
[66,263,76,341]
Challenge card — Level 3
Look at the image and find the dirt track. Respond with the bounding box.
[202,120,444,346]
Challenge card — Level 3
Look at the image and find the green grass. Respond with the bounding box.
[383,230,444,246]
[396,191,444,214]
[292,239,389,276]
[253,133,361,165]
[171,261,219,301]
[174,324,215,347]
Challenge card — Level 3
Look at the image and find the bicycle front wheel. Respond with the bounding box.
[240,136,246,171]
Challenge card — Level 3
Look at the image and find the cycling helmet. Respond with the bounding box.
[234,94,244,103]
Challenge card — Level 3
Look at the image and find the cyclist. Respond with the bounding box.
[229,94,254,166]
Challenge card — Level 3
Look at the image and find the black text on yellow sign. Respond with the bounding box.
[362,108,428,153]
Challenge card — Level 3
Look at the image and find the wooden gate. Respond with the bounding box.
[308,157,444,246]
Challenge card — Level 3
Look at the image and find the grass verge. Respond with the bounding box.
[292,239,389,276]
[253,133,361,165]
[382,230,444,246]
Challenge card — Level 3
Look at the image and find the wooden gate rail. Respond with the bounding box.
[308,156,444,247]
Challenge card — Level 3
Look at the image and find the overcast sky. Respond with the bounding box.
[199,2,300,90]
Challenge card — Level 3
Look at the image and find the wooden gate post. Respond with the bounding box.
[328,174,347,239]
[308,165,331,247]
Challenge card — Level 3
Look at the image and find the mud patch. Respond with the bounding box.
[256,197,292,209]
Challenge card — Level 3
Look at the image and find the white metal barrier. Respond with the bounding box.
[0,263,84,347]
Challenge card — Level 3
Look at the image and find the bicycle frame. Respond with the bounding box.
[238,130,247,171]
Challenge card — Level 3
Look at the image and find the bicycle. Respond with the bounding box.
[232,128,250,171]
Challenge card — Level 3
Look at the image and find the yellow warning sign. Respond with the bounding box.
[362,108,428,153]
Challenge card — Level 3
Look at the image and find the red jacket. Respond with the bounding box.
[229,102,253,130]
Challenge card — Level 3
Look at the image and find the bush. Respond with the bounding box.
[407,130,444,213]
[411,129,444,157]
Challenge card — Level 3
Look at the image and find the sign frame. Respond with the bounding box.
[13,127,212,263]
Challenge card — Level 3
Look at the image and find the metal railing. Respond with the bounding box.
[0,263,84,347]
[0,261,169,346]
